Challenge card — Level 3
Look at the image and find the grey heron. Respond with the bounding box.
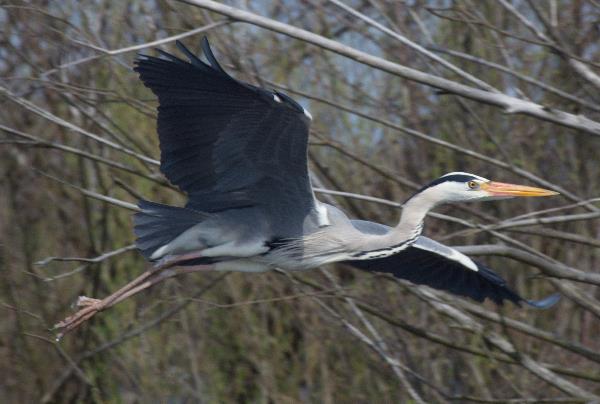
[133,38,559,306]
[55,38,559,337]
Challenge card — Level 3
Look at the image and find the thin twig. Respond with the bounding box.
[179,0,600,136]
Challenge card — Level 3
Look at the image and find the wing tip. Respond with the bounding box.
[134,36,310,118]
[201,36,210,49]
[523,293,561,309]
[199,36,227,74]
[471,262,560,309]
[134,36,217,71]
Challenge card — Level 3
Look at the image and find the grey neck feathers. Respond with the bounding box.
[394,187,439,238]
[346,188,437,258]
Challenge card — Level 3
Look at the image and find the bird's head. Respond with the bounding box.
[414,172,559,205]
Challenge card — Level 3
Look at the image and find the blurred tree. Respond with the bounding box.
[1,0,599,402]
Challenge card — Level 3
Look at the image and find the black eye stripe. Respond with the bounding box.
[406,174,484,203]
[420,174,481,191]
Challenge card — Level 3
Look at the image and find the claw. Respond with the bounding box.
[54,298,105,339]
[76,296,101,308]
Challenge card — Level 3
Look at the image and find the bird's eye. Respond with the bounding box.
[468,181,478,189]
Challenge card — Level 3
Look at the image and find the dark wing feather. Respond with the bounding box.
[134,38,314,238]
[344,230,558,308]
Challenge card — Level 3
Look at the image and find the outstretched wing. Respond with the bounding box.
[346,221,558,307]
[134,38,315,238]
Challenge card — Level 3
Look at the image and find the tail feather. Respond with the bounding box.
[134,199,208,260]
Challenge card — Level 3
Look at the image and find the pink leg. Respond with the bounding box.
[54,262,215,339]
[109,265,215,306]
[154,250,206,269]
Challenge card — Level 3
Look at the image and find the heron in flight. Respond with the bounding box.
[55,38,559,337]
[133,38,560,307]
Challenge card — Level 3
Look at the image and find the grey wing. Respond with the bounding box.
[347,221,558,308]
[134,38,315,239]
[350,219,391,235]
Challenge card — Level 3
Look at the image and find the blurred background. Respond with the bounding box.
[1,0,600,402]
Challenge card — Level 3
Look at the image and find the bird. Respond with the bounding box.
[132,37,560,309]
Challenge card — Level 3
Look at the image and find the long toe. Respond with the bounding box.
[75,296,102,308]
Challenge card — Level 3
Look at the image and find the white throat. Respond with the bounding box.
[396,187,440,235]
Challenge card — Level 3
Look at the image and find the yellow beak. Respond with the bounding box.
[480,181,559,197]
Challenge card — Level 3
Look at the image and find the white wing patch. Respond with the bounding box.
[413,237,478,272]
[316,202,330,227]
[150,244,169,260]
[151,240,269,261]
[303,107,313,120]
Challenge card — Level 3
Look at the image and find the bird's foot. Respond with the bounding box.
[74,295,102,308]
[53,261,213,340]
[54,296,105,341]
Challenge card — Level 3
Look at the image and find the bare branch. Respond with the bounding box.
[0,85,159,166]
[455,244,600,286]
[179,0,600,136]
[42,20,230,76]
[328,0,499,92]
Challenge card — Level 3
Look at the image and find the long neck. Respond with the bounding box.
[393,189,439,238]
[348,189,440,257]
[342,188,441,259]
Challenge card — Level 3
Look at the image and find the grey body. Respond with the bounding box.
[162,201,475,275]
[159,201,413,272]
